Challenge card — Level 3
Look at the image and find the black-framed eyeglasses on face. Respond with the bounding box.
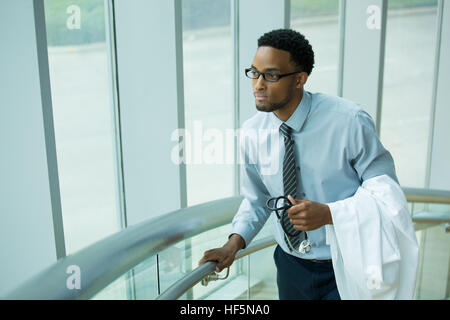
[245,68,302,82]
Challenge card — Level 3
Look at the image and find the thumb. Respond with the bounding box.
[287,195,297,205]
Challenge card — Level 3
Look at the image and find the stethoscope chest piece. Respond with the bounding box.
[299,239,311,254]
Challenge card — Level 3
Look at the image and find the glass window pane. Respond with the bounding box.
[248,246,278,300]
[92,274,129,300]
[290,0,340,95]
[248,217,278,300]
[414,221,450,299]
[182,0,234,206]
[381,0,438,188]
[44,0,121,254]
[154,0,235,301]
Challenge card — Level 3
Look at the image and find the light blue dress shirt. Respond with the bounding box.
[231,90,399,260]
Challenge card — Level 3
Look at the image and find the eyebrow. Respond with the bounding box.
[251,65,281,72]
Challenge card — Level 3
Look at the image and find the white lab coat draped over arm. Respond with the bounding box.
[325,174,419,299]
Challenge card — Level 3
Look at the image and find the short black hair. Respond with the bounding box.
[257,29,315,75]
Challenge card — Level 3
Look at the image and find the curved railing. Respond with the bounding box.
[156,235,277,300]
[3,196,243,300]
[3,187,450,300]
[403,187,450,204]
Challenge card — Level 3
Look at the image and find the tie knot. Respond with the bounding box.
[279,123,293,138]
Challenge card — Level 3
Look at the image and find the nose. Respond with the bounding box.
[253,73,266,91]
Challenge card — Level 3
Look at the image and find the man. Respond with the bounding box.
[199,29,418,300]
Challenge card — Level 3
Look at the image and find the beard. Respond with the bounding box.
[255,102,282,113]
[255,91,293,113]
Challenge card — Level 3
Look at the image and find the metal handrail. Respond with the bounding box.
[3,186,449,300]
[403,187,450,204]
[156,236,277,300]
[3,196,243,300]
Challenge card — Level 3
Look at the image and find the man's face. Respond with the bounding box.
[251,46,301,113]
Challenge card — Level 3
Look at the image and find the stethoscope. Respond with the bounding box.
[266,196,311,254]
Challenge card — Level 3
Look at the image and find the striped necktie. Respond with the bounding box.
[279,123,304,251]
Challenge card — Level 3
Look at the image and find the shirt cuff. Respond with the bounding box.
[230,222,257,249]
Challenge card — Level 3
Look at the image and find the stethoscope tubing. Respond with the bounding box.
[266,196,305,238]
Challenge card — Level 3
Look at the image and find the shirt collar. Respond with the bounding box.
[270,90,312,132]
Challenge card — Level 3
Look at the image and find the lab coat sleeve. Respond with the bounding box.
[326,175,419,299]
[325,111,419,299]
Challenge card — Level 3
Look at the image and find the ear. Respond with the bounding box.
[296,72,308,89]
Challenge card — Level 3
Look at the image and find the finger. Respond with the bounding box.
[290,215,307,223]
[291,218,315,231]
[215,257,228,272]
[216,258,232,273]
[290,217,307,226]
[287,205,300,217]
[288,205,306,218]
[198,250,219,266]
[201,258,219,275]
[292,223,308,231]
[214,262,223,273]
[290,213,309,225]
[198,251,211,265]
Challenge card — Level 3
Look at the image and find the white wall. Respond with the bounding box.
[0,0,63,296]
[342,0,387,132]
